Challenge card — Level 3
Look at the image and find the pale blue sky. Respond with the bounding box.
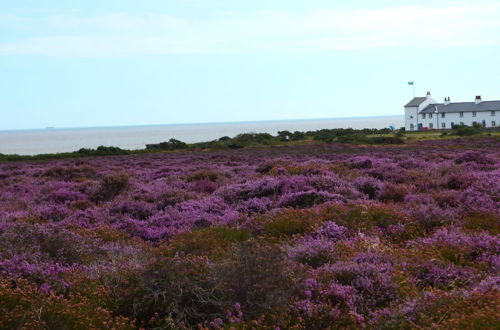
[1,0,500,130]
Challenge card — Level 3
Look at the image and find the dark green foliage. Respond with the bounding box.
[77,146,130,156]
[232,133,275,145]
[452,125,481,136]
[290,130,306,141]
[277,130,292,141]
[146,138,187,150]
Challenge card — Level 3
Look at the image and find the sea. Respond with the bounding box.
[0,116,404,156]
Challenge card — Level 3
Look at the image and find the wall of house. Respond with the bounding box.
[418,110,497,129]
[404,106,419,131]
[404,96,436,131]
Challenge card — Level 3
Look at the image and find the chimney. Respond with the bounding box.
[426,91,432,98]
[475,95,482,104]
[444,97,451,106]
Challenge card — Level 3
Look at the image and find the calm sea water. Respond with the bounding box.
[0,116,403,156]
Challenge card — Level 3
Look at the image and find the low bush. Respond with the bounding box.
[263,208,319,237]
[374,290,500,329]
[91,172,129,202]
[0,278,133,330]
[165,227,251,259]
[108,255,228,328]
[452,125,481,136]
[185,169,219,182]
[215,241,298,320]
[146,138,187,150]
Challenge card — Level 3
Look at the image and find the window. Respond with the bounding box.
[492,111,496,116]
[493,121,496,127]
[429,123,433,129]
[410,123,415,130]
[441,122,446,128]
[472,111,477,117]
[422,114,426,119]
[441,113,445,118]
[459,112,464,117]
[429,113,433,118]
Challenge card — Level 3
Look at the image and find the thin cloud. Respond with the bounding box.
[1,2,500,57]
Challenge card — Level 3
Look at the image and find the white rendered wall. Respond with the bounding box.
[404,106,418,131]
[419,111,497,129]
[404,97,437,131]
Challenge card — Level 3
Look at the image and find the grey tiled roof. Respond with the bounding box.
[405,97,427,107]
[419,101,500,114]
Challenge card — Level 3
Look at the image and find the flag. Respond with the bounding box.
[408,81,414,86]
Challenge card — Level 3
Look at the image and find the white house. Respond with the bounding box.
[404,92,499,131]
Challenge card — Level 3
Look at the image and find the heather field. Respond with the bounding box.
[0,137,499,329]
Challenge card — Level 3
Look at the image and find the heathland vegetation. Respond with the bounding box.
[0,131,499,328]
[1,125,497,162]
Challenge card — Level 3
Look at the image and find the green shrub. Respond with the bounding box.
[452,125,481,136]
[233,133,275,145]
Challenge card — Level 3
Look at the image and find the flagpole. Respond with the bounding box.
[408,81,415,98]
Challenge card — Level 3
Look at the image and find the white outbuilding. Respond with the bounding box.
[404,92,499,131]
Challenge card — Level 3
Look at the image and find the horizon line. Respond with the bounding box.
[0,114,404,133]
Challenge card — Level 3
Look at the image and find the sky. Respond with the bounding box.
[1,0,500,130]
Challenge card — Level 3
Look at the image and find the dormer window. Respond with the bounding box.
[429,113,433,119]
[441,113,445,118]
